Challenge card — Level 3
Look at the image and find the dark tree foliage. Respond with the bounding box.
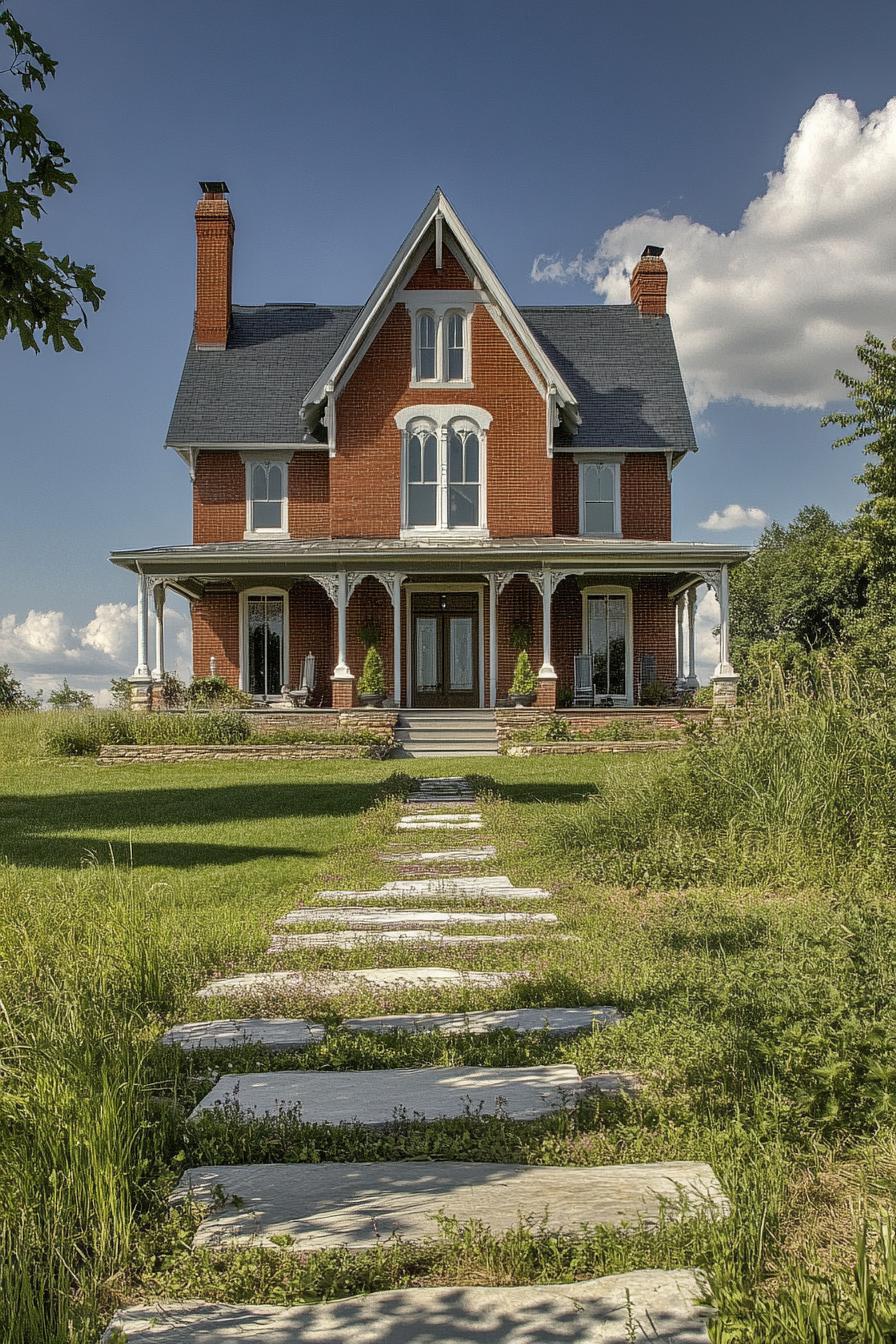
[1,8,104,351]
[823,332,896,663]
[0,662,40,709]
[47,678,92,709]
[729,505,867,663]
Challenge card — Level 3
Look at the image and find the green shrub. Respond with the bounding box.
[185,675,252,709]
[639,678,672,706]
[509,650,537,697]
[44,711,250,755]
[357,646,386,698]
[158,671,187,708]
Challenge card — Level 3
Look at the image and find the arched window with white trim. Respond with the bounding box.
[445,309,466,382]
[580,461,620,536]
[447,419,480,527]
[248,461,286,534]
[416,312,436,381]
[406,419,439,527]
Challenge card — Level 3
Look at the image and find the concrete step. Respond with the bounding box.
[268,930,529,951]
[196,967,519,999]
[103,1270,713,1343]
[189,1064,639,1125]
[276,907,558,926]
[313,880,551,901]
[379,847,498,861]
[162,1006,621,1051]
[394,747,499,758]
[173,1159,728,1249]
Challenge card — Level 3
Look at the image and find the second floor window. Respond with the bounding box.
[580,461,620,536]
[248,460,286,533]
[399,407,490,534]
[411,307,470,384]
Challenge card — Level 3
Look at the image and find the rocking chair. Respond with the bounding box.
[283,653,317,708]
[573,654,595,707]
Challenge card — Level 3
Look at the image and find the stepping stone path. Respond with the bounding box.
[173,1159,728,1249]
[189,1064,638,1124]
[104,1270,713,1342]
[142,776,723,1344]
[197,966,517,998]
[163,1007,622,1052]
[276,906,558,926]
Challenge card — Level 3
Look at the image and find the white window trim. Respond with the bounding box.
[396,404,491,538]
[404,292,475,388]
[404,581,486,708]
[239,450,294,539]
[578,458,622,538]
[238,585,290,697]
[580,584,633,706]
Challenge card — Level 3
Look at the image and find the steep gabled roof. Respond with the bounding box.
[301,187,580,430]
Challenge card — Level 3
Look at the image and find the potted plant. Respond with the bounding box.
[357,645,387,706]
[508,650,538,707]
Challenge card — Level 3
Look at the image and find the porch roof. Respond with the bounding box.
[110,536,749,598]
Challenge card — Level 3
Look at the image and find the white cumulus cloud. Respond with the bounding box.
[531,94,896,412]
[699,504,769,532]
[694,587,721,683]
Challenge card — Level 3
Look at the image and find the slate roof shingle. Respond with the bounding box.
[166,302,696,454]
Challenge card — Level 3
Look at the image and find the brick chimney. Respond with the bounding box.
[194,181,234,349]
[630,245,667,317]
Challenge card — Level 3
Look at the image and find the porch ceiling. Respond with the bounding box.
[110,536,750,590]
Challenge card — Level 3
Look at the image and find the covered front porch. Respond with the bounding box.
[111,539,749,710]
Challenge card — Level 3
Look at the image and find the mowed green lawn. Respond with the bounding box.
[1,710,894,1344]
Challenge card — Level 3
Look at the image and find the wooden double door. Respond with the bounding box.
[411,591,480,708]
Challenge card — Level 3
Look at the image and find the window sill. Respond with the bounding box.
[243,530,290,541]
[400,527,490,542]
[579,531,623,540]
[410,379,474,391]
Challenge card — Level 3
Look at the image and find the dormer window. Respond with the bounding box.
[242,453,291,537]
[408,297,473,386]
[579,459,621,537]
[397,405,491,535]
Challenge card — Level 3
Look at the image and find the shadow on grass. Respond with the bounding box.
[0,779,386,869]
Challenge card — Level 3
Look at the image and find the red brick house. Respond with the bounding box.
[112,185,746,713]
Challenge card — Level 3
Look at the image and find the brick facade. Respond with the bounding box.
[552,452,671,540]
[192,591,239,681]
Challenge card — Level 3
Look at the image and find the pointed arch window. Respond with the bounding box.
[579,460,621,536]
[398,405,490,535]
[447,422,480,527]
[409,301,473,386]
[446,310,466,382]
[406,421,439,527]
[416,312,436,381]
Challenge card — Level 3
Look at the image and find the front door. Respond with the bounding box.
[411,592,479,708]
[246,593,285,697]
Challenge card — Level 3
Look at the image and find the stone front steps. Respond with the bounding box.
[103,1270,713,1342]
[162,1006,622,1051]
[189,1064,639,1125]
[173,1160,729,1250]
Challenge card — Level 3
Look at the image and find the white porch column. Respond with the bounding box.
[539,568,556,679]
[675,595,685,686]
[389,573,404,707]
[151,582,166,680]
[334,569,350,677]
[133,574,150,678]
[488,574,498,707]
[714,564,734,676]
[686,587,698,685]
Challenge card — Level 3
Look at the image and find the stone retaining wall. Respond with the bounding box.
[98,742,393,764]
[504,740,685,756]
[495,706,705,748]
[155,708,399,737]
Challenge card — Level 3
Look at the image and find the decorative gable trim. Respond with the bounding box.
[302,188,579,437]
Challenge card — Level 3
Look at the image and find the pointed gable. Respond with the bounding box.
[405,243,470,290]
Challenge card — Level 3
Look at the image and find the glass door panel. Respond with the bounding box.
[415,616,439,692]
[449,616,474,690]
[247,595,284,697]
[588,595,627,700]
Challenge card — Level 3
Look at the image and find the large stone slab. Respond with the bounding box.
[314,878,551,901]
[196,967,518,999]
[161,1018,324,1051]
[380,846,497,862]
[174,1160,727,1248]
[268,929,528,950]
[396,819,482,831]
[276,907,557,927]
[102,1270,712,1342]
[401,812,481,823]
[189,1064,635,1124]
[342,1006,622,1036]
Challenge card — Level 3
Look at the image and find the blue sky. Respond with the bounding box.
[2,0,895,694]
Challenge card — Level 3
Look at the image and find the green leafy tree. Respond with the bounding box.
[108,676,131,709]
[1,8,104,351]
[357,646,386,697]
[823,332,896,664]
[47,678,92,709]
[729,506,866,663]
[0,661,39,709]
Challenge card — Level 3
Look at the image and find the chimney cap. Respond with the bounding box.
[200,180,229,195]
[641,245,664,259]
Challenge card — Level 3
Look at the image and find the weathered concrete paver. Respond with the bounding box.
[379,846,497,862]
[174,1160,728,1249]
[102,1270,712,1342]
[196,967,518,999]
[189,1064,636,1124]
[276,907,557,926]
[341,1005,622,1035]
[161,1018,324,1051]
[314,879,551,901]
[268,929,528,950]
[396,819,482,831]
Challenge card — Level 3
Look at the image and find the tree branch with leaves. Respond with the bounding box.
[1,7,103,351]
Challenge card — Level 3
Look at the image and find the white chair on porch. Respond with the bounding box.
[573,654,594,707]
[283,653,316,708]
